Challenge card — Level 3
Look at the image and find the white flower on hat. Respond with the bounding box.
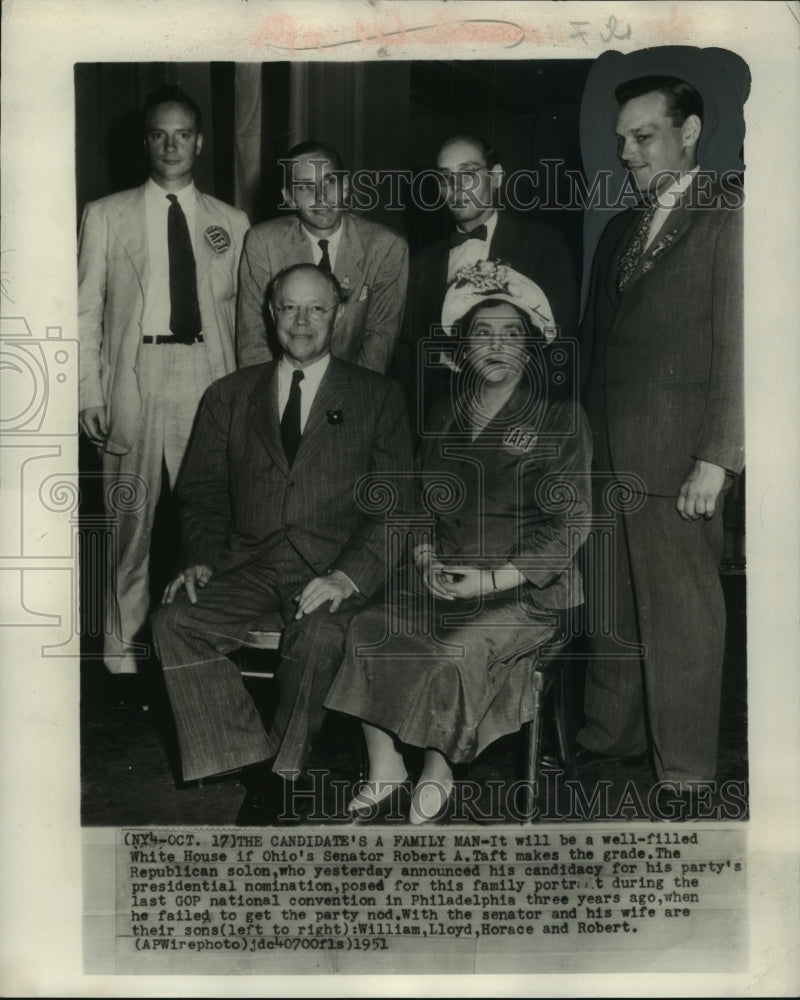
[441,258,557,341]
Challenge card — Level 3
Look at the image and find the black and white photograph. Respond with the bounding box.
[1,0,798,994]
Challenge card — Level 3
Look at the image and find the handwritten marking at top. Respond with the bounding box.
[256,17,526,54]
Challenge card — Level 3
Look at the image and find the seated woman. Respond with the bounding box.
[325,260,592,824]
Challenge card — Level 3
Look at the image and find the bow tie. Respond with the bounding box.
[450,224,488,248]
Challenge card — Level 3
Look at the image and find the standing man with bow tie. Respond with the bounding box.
[236,141,408,374]
[152,263,414,823]
[577,75,744,798]
[392,133,578,429]
[78,85,249,695]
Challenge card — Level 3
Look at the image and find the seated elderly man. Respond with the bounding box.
[152,263,414,823]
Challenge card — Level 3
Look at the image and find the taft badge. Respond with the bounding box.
[327,410,344,425]
[503,426,538,454]
[204,225,231,254]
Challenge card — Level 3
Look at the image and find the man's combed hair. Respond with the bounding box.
[615,75,704,127]
[143,84,203,133]
[286,140,346,174]
[440,134,500,169]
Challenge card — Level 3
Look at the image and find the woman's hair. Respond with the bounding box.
[457,298,545,347]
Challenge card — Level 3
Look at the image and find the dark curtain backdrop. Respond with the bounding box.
[74,64,233,215]
[74,59,591,266]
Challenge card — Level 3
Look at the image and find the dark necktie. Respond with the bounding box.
[318,239,332,273]
[167,194,202,342]
[450,224,488,248]
[616,201,658,293]
[280,369,305,465]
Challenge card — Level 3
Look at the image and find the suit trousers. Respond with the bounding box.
[578,490,726,784]
[102,343,212,673]
[151,547,368,782]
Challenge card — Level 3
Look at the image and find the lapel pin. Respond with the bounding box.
[327,410,344,425]
[204,225,231,253]
[503,426,537,453]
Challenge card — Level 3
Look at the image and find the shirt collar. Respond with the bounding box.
[146,177,197,208]
[279,351,331,390]
[301,217,344,257]
[653,165,700,209]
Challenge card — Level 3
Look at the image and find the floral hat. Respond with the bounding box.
[441,259,556,341]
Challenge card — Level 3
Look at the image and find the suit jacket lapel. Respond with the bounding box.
[194,191,219,285]
[333,214,365,299]
[247,363,288,472]
[110,186,148,290]
[620,180,702,292]
[488,212,517,264]
[279,218,315,270]
[291,359,348,471]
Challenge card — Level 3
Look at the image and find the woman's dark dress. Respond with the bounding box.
[325,388,592,762]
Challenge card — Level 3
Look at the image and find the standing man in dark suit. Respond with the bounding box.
[236,141,408,374]
[78,85,249,688]
[577,76,744,793]
[392,134,578,428]
[152,263,414,822]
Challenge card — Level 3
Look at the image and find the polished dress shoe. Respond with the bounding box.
[347,778,412,824]
[103,672,148,710]
[236,761,305,826]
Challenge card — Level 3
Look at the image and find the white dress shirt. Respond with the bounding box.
[645,166,700,250]
[142,179,198,337]
[447,209,499,283]
[303,222,343,272]
[277,351,331,431]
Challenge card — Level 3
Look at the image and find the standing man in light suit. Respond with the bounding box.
[153,264,414,824]
[78,85,250,688]
[236,140,409,374]
[578,76,744,796]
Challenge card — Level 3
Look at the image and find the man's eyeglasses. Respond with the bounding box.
[274,303,338,320]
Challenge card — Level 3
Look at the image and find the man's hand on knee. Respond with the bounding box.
[676,459,727,521]
[293,569,356,619]
[162,564,215,605]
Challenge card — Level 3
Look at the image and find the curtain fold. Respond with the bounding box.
[233,64,263,220]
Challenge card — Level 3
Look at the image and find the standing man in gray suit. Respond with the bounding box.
[236,141,409,374]
[578,76,744,799]
[78,84,249,691]
[152,263,414,823]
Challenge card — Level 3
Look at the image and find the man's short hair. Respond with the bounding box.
[143,84,203,133]
[286,140,346,173]
[439,134,500,169]
[615,75,704,127]
[270,262,343,304]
